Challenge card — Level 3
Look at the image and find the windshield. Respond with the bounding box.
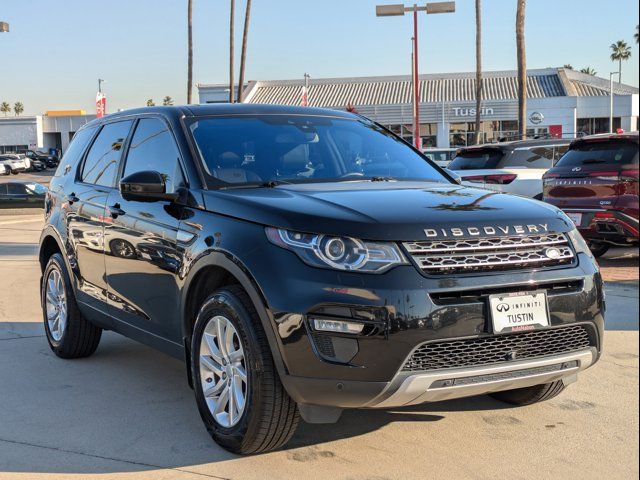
[448,148,504,170]
[188,115,447,187]
[555,140,639,167]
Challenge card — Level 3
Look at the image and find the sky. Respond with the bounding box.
[0,0,638,116]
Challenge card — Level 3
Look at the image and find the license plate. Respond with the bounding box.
[566,212,583,227]
[489,291,549,334]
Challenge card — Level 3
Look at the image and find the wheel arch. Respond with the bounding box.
[180,250,289,385]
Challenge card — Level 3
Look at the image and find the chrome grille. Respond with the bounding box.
[404,233,574,274]
[402,325,593,372]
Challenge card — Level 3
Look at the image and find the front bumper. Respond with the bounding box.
[244,239,604,409]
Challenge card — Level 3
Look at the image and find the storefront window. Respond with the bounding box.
[577,117,621,136]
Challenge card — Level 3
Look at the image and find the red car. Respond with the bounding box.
[543,132,639,257]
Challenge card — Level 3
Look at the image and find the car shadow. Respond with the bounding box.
[0,322,511,475]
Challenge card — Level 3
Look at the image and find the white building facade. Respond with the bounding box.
[198,67,638,148]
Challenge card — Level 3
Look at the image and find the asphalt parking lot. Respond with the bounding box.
[0,213,638,480]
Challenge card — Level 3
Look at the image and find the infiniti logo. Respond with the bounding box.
[572,167,582,172]
[496,303,510,312]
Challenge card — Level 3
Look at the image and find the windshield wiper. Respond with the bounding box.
[370,176,395,182]
[260,179,294,188]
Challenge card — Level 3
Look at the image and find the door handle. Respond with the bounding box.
[108,203,126,218]
[66,193,79,204]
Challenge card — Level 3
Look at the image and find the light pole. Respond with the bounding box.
[376,2,455,150]
[609,71,619,134]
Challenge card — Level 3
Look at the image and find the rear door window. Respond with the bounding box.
[81,121,133,187]
[7,184,27,195]
[448,149,504,170]
[555,140,639,167]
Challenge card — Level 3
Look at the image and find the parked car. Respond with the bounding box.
[0,181,47,208]
[543,132,639,257]
[449,139,571,199]
[25,149,58,168]
[39,105,603,454]
[422,147,457,168]
[0,154,28,175]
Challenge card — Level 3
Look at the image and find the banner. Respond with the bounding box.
[96,92,106,118]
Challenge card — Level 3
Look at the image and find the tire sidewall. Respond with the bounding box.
[42,253,70,349]
[191,290,266,449]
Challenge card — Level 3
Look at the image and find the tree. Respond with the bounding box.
[13,102,24,116]
[516,0,527,140]
[237,0,252,103]
[162,96,174,106]
[229,0,235,103]
[187,0,193,103]
[563,64,573,70]
[579,67,597,75]
[146,99,156,107]
[610,40,631,83]
[635,25,638,44]
[0,102,10,116]
[474,0,483,145]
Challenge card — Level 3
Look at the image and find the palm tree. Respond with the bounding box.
[474,0,483,145]
[0,101,10,116]
[563,64,573,70]
[610,40,631,83]
[162,96,174,106]
[516,0,527,140]
[13,102,24,116]
[229,0,235,103]
[187,0,193,103]
[237,0,252,103]
[146,99,156,107]
[579,67,597,75]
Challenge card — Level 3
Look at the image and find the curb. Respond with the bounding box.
[0,208,44,217]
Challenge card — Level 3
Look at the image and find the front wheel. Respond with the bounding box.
[489,380,566,406]
[191,286,299,454]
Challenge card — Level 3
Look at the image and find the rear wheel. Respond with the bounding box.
[489,380,566,406]
[191,286,299,454]
[588,242,610,258]
[42,253,102,358]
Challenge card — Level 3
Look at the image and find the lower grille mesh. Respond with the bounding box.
[402,325,593,372]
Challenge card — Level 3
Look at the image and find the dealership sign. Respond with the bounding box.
[452,107,495,117]
[529,111,544,124]
[96,92,106,118]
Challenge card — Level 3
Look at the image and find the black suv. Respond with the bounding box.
[39,105,604,454]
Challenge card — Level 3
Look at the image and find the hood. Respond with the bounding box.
[201,181,573,241]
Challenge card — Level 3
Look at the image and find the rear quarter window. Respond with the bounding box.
[54,126,97,177]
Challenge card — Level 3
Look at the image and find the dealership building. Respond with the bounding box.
[198,67,639,148]
[0,111,96,154]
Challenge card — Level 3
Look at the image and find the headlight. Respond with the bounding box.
[566,228,595,260]
[266,228,407,273]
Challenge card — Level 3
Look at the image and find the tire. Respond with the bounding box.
[191,285,299,454]
[489,380,566,406]
[10,170,19,175]
[42,253,102,358]
[588,242,610,258]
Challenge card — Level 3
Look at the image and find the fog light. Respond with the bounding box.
[312,318,364,334]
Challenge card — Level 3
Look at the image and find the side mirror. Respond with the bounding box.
[120,170,177,202]
[445,169,462,185]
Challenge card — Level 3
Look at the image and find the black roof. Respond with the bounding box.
[89,104,357,127]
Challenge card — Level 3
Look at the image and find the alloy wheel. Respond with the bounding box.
[199,315,248,428]
[45,268,67,342]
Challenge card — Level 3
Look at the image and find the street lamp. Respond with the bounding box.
[0,21,9,33]
[609,71,620,134]
[376,2,455,150]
